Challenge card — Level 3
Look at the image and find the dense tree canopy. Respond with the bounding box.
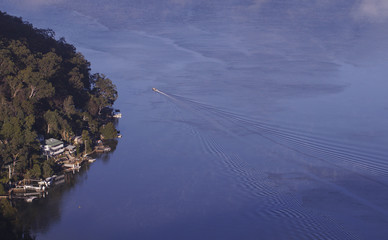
[0,11,118,175]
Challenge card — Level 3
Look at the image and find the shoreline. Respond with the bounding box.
[3,130,120,203]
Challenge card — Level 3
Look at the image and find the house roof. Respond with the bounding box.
[65,145,76,150]
[45,138,63,147]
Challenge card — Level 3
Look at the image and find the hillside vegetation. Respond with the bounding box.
[0,11,118,179]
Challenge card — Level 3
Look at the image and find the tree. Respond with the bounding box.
[43,110,61,135]
[42,161,54,178]
[22,66,55,99]
[0,117,23,164]
[7,40,32,67]
[43,110,74,140]
[68,67,84,90]
[7,74,24,99]
[70,53,91,90]
[100,122,117,139]
[81,130,91,154]
[59,119,73,142]
[87,95,100,116]
[91,73,117,115]
[63,95,76,116]
[38,51,61,79]
[88,119,99,135]
[0,47,16,79]
[28,163,41,179]
[0,115,38,176]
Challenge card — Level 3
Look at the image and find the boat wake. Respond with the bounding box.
[154,89,388,181]
[153,88,370,239]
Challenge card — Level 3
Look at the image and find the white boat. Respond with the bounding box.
[113,113,122,118]
[23,185,45,191]
[25,196,38,203]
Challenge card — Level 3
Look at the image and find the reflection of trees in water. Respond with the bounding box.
[10,143,117,237]
[14,168,88,233]
[0,199,35,240]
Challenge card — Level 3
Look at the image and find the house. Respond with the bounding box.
[65,145,76,154]
[43,138,64,157]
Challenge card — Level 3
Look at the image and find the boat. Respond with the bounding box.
[24,185,45,192]
[25,196,38,203]
[113,113,122,118]
[152,88,158,92]
[88,158,96,163]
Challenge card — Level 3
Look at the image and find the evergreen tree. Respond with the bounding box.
[91,73,117,115]
[100,122,117,139]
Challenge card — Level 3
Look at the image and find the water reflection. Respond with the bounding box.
[7,140,118,237]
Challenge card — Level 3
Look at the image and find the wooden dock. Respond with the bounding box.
[95,146,111,153]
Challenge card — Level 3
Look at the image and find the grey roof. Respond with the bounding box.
[65,145,76,150]
[45,138,63,147]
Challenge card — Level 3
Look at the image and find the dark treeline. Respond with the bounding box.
[0,11,118,179]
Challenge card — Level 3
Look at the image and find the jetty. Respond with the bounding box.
[95,146,111,153]
[94,140,111,153]
[5,174,67,202]
[8,181,46,202]
[113,112,122,119]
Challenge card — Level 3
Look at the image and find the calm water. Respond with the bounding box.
[2,1,388,239]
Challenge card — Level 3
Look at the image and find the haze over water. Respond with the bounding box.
[2,0,388,239]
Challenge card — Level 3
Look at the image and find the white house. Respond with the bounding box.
[43,138,64,157]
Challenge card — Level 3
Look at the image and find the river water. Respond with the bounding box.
[2,1,388,239]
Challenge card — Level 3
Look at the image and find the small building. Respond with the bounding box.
[65,145,76,154]
[43,138,64,157]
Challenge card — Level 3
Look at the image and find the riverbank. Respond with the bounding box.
[1,137,118,203]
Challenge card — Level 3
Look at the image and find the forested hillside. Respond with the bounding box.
[0,11,118,178]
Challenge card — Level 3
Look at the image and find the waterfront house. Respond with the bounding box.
[65,145,76,154]
[43,138,64,157]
